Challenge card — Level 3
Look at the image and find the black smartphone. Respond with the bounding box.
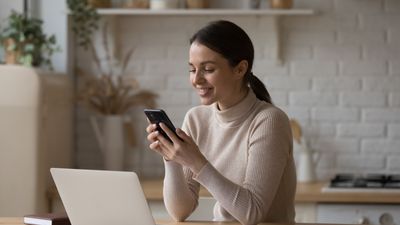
[144,109,181,143]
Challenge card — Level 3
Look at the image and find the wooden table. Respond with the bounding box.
[47,180,400,204]
[141,180,400,204]
[0,217,349,225]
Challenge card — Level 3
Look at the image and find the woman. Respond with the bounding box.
[146,20,296,225]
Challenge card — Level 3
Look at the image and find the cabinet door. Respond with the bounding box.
[295,203,317,223]
[317,203,400,225]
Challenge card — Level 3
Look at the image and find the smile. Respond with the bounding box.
[197,87,213,97]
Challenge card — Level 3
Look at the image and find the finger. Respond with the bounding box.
[149,140,160,150]
[159,123,181,144]
[156,130,174,149]
[146,123,157,133]
[147,130,159,142]
[146,124,153,133]
[150,140,171,159]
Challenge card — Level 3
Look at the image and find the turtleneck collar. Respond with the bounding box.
[213,89,258,126]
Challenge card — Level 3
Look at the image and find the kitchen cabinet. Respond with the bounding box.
[47,181,400,223]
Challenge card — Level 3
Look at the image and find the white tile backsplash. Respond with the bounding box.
[75,0,400,178]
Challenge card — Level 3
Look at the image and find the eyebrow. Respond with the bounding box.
[188,61,217,66]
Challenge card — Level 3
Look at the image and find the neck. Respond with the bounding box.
[218,87,249,110]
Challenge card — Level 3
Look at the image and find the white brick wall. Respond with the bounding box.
[362,139,400,153]
[313,77,361,91]
[388,124,400,138]
[292,61,337,76]
[340,61,387,76]
[338,123,385,137]
[74,0,400,177]
[337,154,385,170]
[340,92,386,107]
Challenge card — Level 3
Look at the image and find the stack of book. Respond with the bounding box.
[23,212,70,225]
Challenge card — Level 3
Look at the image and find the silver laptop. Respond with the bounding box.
[50,168,156,225]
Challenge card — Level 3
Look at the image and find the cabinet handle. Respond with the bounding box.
[379,213,394,225]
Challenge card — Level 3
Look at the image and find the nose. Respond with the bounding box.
[193,71,205,84]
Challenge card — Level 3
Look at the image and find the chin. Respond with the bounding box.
[200,98,216,106]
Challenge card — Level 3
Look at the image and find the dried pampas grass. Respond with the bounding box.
[76,22,157,115]
[77,72,157,115]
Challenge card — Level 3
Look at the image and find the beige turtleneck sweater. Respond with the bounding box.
[163,90,296,225]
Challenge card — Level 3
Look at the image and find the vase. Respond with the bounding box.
[243,0,261,9]
[91,115,125,171]
[3,38,20,65]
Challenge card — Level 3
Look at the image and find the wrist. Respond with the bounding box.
[192,156,207,174]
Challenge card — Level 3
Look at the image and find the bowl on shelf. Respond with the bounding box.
[150,0,180,9]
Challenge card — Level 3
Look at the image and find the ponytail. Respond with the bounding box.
[248,72,273,104]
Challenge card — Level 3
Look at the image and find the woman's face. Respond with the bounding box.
[189,42,247,110]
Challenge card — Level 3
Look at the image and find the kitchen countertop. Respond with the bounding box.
[141,179,400,204]
[47,179,400,204]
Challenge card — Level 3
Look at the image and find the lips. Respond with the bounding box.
[197,87,213,97]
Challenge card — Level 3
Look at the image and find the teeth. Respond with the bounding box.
[198,88,210,95]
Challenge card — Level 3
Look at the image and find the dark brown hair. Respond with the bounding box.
[189,20,272,104]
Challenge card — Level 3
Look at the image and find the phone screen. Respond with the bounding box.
[144,109,181,142]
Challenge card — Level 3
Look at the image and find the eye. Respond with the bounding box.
[189,68,196,73]
[204,68,215,73]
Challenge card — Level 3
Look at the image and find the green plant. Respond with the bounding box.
[0,11,59,68]
[67,2,158,115]
[67,0,100,50]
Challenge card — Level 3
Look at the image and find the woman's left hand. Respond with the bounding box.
[151,123,207,174]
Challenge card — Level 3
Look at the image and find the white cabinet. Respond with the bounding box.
[0,65,73,216]
[295,203,317,223]
[317,204,400,225]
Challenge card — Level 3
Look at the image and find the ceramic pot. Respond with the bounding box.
[3,38,20,65]
[269,0,293,9]
[87,0,112,8]
[91,115,125,171]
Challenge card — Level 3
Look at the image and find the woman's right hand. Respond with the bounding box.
[145,123,168,156]
[146,123,159,148]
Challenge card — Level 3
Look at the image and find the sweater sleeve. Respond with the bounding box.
[162,112,200,221]
[194,110,292,225]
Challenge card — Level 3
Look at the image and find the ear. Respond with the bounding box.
[234,60,249,80]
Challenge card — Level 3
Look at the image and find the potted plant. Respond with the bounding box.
[0,11,59,69]
[68,0,158,170]
[67,0,157,114]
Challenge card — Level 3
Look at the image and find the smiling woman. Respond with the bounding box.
[145,20,296,225]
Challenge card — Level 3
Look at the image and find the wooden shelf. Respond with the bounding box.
[93,8,315,65]
[97,8,315,16]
